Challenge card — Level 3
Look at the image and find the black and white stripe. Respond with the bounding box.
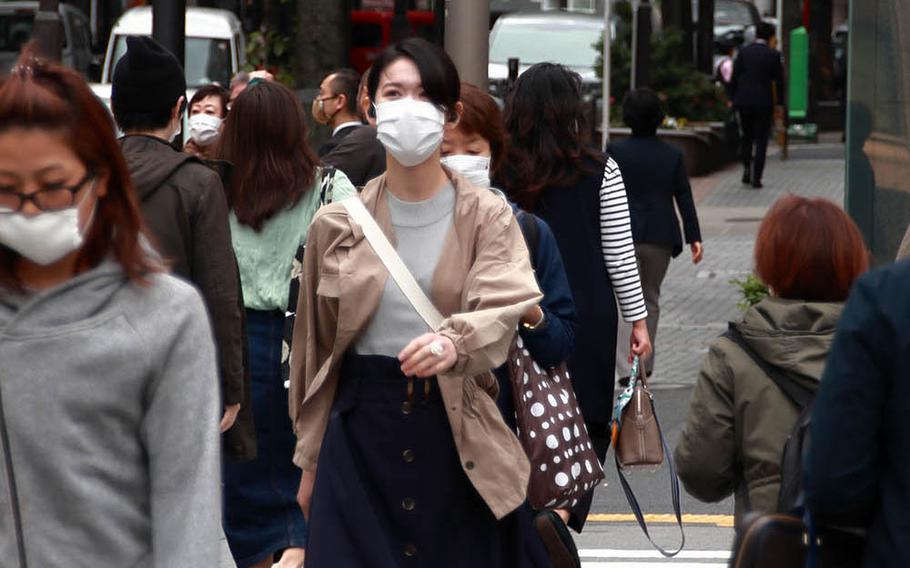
[600,157,647,322]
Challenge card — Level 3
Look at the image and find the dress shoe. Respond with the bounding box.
[742,171,751,184]
[751,180,763,189]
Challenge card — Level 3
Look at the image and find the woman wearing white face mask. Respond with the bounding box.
[290,38,545,567]
[185,84,229,160]
[0,53,222,565]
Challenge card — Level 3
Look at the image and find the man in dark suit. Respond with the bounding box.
[313,68,363,157]
[731,22,784,189]
[322,68,386,188]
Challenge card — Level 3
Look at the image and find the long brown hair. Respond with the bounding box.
[497,63,603,210]
[755,196,868,302]
[0,49,159,291]
[217,81,318,231]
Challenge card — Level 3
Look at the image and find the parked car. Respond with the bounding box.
[350,9,435,73]
[487,10,606,99]
[711,0,761,47]
[90,6,245,112]
[0,1,93,76]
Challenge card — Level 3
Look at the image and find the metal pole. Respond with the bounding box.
[32,0,62,62]
[152,0,186,68]
[697,0,714,73]
[631,0,651,89]
[392,0,409,42]
[776,0,783,45]
[445,0,489,90]
[601,0,611,148]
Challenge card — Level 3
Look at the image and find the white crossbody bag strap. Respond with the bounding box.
[343,198,445,330]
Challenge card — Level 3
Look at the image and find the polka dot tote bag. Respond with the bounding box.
[507,334,605,510]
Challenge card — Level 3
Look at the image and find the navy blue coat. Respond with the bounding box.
[607,137,701,257]
[731,42,784,109]
[495,207,577,426]
[806,260,910,567]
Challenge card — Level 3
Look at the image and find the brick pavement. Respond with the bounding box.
[646,144,846,388]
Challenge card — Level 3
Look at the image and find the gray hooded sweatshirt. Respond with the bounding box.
[0,261,222,567]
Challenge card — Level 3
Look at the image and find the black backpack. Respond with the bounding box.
[722,324,815,512]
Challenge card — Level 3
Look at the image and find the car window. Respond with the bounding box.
[490,22,601,68]
[0,13,35,52]
[715,0,755,25]
[111,34,232,88]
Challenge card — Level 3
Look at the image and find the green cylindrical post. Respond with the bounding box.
[788,26,809,120]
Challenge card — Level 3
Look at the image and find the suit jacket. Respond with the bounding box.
[321,125,387,188]
[731,41,785,108]
[317,123,360,157]
[608,137,701,257]
[289,171,542,520]
[806,260,910,567]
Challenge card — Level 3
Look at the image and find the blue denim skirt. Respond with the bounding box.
[304,354,548,568]
[224,309,307,567]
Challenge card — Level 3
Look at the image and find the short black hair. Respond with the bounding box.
[366,37,460,120]
[113,104,175,133]
[757,22,776,41]
[622,87,665,137]
[326,68,361,115]
[189,84,230,118]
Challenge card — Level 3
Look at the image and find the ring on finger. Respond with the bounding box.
[428,341,444,357]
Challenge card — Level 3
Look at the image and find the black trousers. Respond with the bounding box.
[738,106,773,182]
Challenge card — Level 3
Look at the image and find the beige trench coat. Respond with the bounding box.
[289,171,542,520]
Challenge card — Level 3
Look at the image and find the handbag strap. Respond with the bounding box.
[722,324,815,410]
[342,197,445,330]
[614,410,686,557]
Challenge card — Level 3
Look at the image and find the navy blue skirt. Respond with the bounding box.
[224,310,307,567]
[305,354,548,568]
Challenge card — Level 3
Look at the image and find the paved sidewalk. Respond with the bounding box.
[646,144,846,389]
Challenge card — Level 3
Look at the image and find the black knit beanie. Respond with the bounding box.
[111,36,186,114]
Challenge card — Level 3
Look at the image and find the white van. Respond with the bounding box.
[91,6,245,107]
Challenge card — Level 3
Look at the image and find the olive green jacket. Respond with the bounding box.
[674,298,843,525]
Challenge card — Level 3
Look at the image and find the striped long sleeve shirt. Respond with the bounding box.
[600,157,648,322]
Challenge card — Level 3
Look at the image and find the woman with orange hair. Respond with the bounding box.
[674,195,868,526]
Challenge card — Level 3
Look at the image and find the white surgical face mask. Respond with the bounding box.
[0,184,96,266]
[440,154,491,188]
[375,97,445,167]
[188,113,223,146]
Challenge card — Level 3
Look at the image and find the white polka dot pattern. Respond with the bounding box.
[506,333,606,510]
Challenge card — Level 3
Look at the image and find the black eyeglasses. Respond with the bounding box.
[0,172,95,213]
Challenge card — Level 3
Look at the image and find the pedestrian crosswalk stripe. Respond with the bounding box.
[579,549,731,559]
[582,563,728,567]
[586,513,735,527]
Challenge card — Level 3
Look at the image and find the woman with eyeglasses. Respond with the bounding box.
[290,38,543,567]
[0,53,221,565]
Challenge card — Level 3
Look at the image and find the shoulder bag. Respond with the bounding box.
[611,355,685,556]
[508,212,606,511]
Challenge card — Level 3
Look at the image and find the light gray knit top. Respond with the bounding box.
[355,183,455,357]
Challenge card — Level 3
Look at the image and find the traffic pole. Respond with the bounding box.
[152,0,186,69]
[601,0,611,149]
[32,0,62,62]
[445,0,489,91]
[631,0,652,89]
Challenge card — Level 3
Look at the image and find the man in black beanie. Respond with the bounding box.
[112,36,255,465]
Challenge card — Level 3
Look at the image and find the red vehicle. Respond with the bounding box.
[349,10,435,73]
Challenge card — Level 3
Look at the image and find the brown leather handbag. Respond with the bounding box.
[611,356,684,557]
[507,334,605,511]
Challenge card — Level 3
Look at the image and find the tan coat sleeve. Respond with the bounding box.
[897,223,910,261]
[437,201,543,377]
[674,339,738,503]
[289,215,339,472]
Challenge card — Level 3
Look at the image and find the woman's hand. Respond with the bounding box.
[297,469,317,521]
[691,241,704,264]
[629,319,652,363]
[520,305,545,327]
[220,403,241,433]
[399,333,457,378]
